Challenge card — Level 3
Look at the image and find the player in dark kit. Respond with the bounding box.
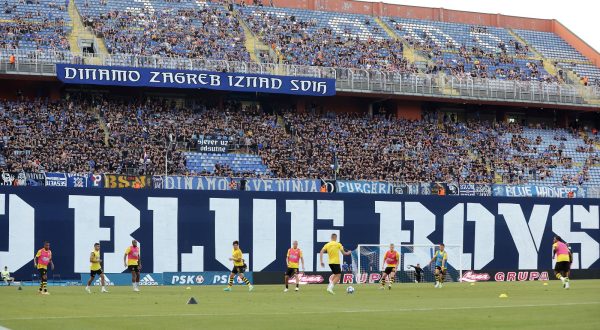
[409,264,424,283]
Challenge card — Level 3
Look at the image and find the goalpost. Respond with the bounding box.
[351,244,463,284]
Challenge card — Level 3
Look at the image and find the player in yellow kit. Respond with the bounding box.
[224,241,254,292]
[85,243,108,293]
[320,233,351,294]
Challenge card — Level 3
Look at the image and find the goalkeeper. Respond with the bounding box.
[408,264,423,283]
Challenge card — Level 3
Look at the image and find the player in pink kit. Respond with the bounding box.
[380,243,400,290]
[552,236,572,289]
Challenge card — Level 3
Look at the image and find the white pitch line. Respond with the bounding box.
[0,301,598,322]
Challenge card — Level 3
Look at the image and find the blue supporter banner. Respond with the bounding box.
[336,180,392,194]
[492,184,586,198]
[156,176,322,192]
[65,173,104,188]
[45,172,67,187]
[56,64,336,96]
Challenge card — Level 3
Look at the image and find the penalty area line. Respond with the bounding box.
[1,301,598,321]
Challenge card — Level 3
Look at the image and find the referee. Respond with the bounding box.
[409,264,423,283]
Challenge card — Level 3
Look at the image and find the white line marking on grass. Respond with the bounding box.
[0,326,12,330]
[1,301,598,321]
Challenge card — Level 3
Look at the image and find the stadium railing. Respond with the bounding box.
[0,48,599,107]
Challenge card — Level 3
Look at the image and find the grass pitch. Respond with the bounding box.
[1,280,599,329]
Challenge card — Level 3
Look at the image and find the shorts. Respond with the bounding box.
[435,266,446,274]
[127,265,140,272]
[555,261,570,273]
[329,264,341,275]
[231,265,246,274]
[384,267,396,275]
[285,268,299,277]
[90,269,103,277]
[38,268,47,277]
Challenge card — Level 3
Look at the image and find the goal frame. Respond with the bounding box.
[354,244,463,284]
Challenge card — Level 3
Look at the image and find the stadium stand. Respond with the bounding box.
[1,96,598,186]
[0,0,71,64]
[380,17,555,82]
[0,0,598,189]
[76,0,250,62]
[0,0,71,50]
[238,5,416,72]
[514,29,600,85]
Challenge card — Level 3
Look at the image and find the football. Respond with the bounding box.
[346,286,355,294]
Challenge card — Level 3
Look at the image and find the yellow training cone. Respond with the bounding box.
[543,283,548,286]
[499,293,508,298]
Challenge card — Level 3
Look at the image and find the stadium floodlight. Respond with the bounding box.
[351,244,463,284]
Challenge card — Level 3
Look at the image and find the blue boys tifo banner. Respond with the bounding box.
[1,186,598,280]
[56,64,336,96]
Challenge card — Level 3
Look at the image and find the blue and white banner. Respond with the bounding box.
[80,273,163,286]
[459,184,493,197]
[336,180,392,194]
[66,173,103,188]
[56,64,336,96]
[157,176,322,192]
[492,185,585,198]
[164,272,253,286]
[1,187,598,280]
[45,172,67,187]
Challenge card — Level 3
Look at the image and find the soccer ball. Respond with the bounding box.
[346,286,355,294]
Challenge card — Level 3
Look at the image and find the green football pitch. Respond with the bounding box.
[1,280,599,330]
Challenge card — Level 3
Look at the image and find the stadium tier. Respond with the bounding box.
[1,96,599,187]
[76,0,250,62]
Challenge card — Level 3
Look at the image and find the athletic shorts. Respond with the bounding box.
[435,266,446,274]
[285,268,299,277]
[555,261,570,273]
[38,268,47,277]
[90,269,103,277]
[231,265,246,274]
[384,267,396,275]
[329,264,341,275]
[127,265,140,272]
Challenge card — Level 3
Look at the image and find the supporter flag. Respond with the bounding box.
[143,148,149,170]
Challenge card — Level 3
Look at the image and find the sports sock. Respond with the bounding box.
[380,276,386,286]
[42,281,47,292]
[390,276,395,286]
[228,276,234,287]
[242,277,251,286]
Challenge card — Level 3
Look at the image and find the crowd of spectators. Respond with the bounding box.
[3,96,598,186]
[81,2,249,62]
[241,8,417,72]
[1,1,70,52]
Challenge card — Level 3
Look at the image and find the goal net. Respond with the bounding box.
[350,244,463,284]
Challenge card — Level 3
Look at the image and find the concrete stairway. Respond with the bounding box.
[508,29,571,83]
[228,5,278,64]
[68,0,109,64]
